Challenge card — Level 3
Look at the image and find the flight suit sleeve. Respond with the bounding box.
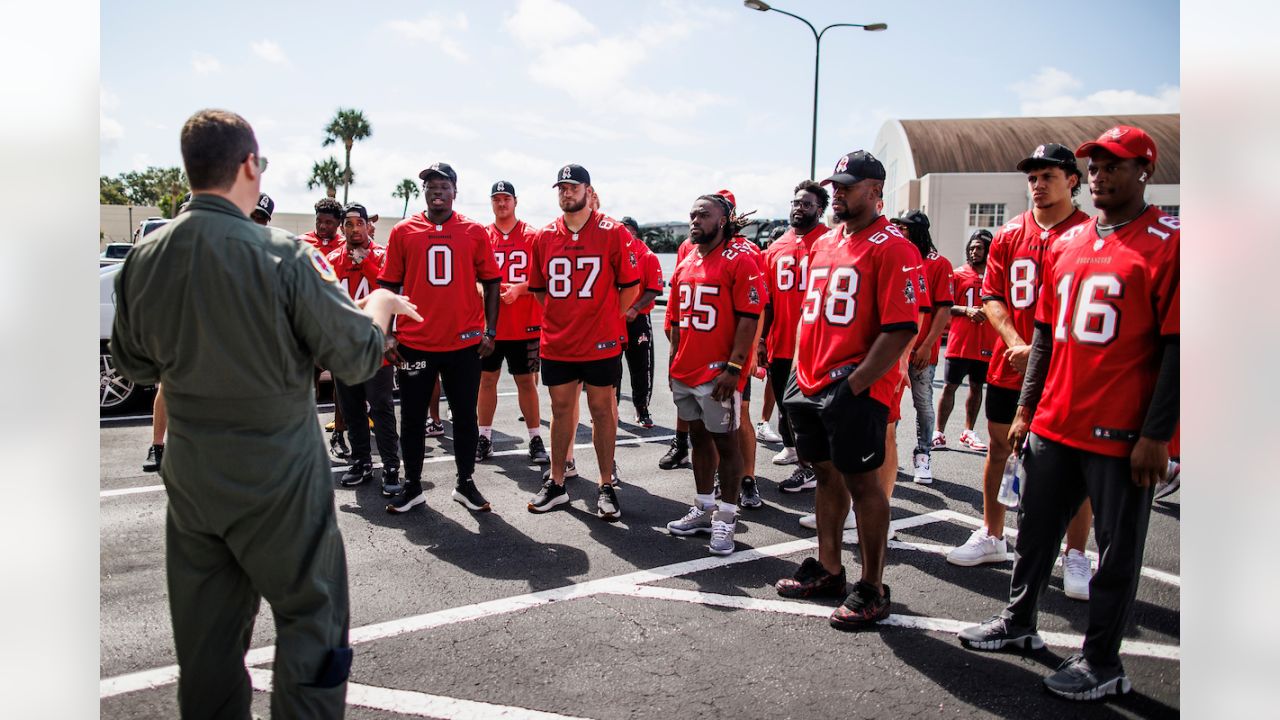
[284,244,386,386]
[109,261,161,385]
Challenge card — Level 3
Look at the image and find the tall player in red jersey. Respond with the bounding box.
[663,194,765,554]
[379,162,502,515]
[773,151,919,630]
[934,230,996,451]
[759,181,829,491]
[961,125,1178,702]
[476,181,551,466]
[326,203,402,497]
[947,143,1093,568]
[525,164,640,520]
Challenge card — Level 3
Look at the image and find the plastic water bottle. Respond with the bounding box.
[997,452,1022,508]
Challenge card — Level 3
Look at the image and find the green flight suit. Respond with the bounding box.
[111,194,385,719]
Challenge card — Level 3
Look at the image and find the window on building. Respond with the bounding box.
[967,203,1006,229]
[1156,204,1179,217]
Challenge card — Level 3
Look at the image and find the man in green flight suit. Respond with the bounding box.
[110,108,421,719]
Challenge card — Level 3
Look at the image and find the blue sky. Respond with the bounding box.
[101,0,1179,224]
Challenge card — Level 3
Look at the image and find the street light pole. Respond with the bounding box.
[744,1,886,180]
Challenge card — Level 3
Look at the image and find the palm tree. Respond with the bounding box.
[306,157,344,199]
[391,178,419,218]
[322,108,372,204]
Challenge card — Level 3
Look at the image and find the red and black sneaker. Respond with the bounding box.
[829,580,890,630]
[775,557,847,599]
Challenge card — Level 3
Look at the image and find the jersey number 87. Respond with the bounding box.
[546,256,601,298]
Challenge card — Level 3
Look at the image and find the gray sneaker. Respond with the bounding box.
[708,509,738,555]
[666,503,715,536]
[1043,654,1131,701]
[597,484,621,521]
[957,615,1045,652]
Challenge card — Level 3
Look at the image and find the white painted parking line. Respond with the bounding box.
[248,669,596,720]
[934,510,1181,587]
[99,435,677,500]
[608,585,1180,661]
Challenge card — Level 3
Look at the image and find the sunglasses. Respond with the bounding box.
[245,152,269,174]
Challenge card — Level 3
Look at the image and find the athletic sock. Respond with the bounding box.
[695,493,716,509]
[675,430,689,447]
[479,426,492,439]
[716,500,738,515]
[527,426,541,439]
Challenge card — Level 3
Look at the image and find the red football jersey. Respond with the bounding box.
[529,212,641,361]
[299,230,344,256]
[628,237,664,314]
[762,224,828,362]
[379,212,502,352]
[910,251,955,364]
[946,263,997,362]
[1030,207,1179,457]
[982,209,1090,390]
[487,220,542,341]
[326,242,386,301]
[794,217,921,405]
[667,241,765,391]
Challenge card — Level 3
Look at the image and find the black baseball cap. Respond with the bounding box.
[419,162,458,184]
[620,216,640,233]
[344,202,369,221]
[490,180,516,197]
[253,193,274,219]
[821,150,886,186]
[553,164,590,186]
[1016,143,1080,174]
[894,209,930,229]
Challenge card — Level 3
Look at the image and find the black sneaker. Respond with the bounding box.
[142,443,164,473]
[386,484,426,513]
[636,409,654,429]
[740,476,763,509]
[775,557,847,599]
[1043,654,1131,701]
[541,459,579,482]
[528,479,569,513]
[329,430,350,460]
[657,439,690,470]
[452,477,491,512]
[424,419,445,437]
[381,467,403,497]
[829,580,891,631]
[778,465,817,493]
[475,435,493,462]
[597,484,621,521]
[957,615,1045,652]
[340,460,373,487]
[528,436,550,464]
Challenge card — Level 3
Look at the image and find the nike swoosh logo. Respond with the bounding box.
[861,452,875,462]
[748,275,760,281]
[902,265,920,272]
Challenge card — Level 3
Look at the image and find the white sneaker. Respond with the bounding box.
[912,452,933,484]
[1153,460,1180,501]
[798,505,856,530]
[931,431,946,448]
[1062,549,1092,601]
[772,446,799,465]
[946,528,1008,566]
[959,429,989,452]
[757,421,783,444]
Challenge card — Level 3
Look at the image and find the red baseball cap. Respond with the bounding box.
[1075,125,1157,166]
[716,188,736,208]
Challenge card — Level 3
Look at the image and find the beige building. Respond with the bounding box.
[872,113,1179,264]
[100,205,406,249]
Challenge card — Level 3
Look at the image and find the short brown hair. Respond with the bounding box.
[180,109,258,191]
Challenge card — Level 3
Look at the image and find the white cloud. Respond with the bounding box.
[100,88,123,151]
[1012,66,1180,116]
[377,111,479,141]
[504,0,595,49]
[252,40,288,65]
[387,12,469,61]
[192,52,221,75]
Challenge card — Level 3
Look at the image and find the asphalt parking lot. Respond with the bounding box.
[99,307,1180,719]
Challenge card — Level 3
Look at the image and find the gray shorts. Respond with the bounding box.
[672,379,741,434]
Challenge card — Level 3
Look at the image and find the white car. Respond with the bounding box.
[100,263,154,414]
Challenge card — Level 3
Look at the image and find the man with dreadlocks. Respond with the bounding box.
[891,210,954,484]
[664,193,766,554]
[774,150,919,630]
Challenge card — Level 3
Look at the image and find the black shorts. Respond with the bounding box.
[481,339,541,375]
[985,384,1020,425]
[541,355,622,388]
[783,374,889,474]
[944,357,990,387]
[741,375,754,403]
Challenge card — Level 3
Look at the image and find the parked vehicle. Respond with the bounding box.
[100,243,133,267]
[100,263,155,414]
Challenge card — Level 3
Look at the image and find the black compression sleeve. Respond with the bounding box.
[1018,322,1053,413]
[1141,338,1180,441]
